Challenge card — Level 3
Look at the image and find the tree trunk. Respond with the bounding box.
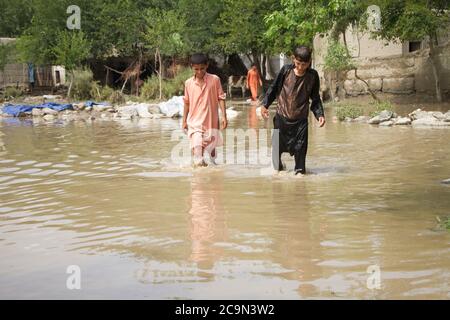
[158,48,162,100]
[354,68,380,103]
[67,71,74,99]
[428,34,443,102]
[261,54,267,82]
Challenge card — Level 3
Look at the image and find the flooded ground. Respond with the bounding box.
[0,101,449,299]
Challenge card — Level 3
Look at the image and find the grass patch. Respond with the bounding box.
[335,104,364,121]
[141,67,192,101]
[368,101,394,117]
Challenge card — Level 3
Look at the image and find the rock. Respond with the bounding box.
[344,79,367,96]
[368,78,382,92]
[378,110,393,122]
[408,108,431,120]
[412,118,450,127]
[24,96,44,103]
[379,120,394,126]
[354,116,370,122]
[42,107,58,115]
[382,77,414,94]
[394,117,411,125]
[32,108,44,117]
[135,103,154,118]
[159,96,184,118]
[43,114,56,121]
[344,117,353,122]
[432,112,445,120]
[148,104,162,114]
[73,102,85,111]
[43,95,62,100]
[117,105,138,119]
[444,111,450,122]
[368,115,381,124]
[441,179,450,185]
[93,105,113,112]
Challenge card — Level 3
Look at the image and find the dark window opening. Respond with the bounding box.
[409,41,421,52]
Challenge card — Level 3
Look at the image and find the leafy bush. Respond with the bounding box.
[69,68,94,100]
[90,82,115,101]
[324,41,354,72]
[335,104,364,121]
[369,101,394,117]
[140,66,192,100]
[3,86,24,99]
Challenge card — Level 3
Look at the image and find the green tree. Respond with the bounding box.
[0,43,16,71]
[372,0,450,102]
[0,0,33,37]
[52,30,91,97]
[143,8,188,99]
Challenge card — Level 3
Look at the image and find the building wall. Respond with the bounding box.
[313,26,450,99]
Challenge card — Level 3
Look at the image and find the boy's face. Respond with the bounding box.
[191,63,208,79]
[293,58,311,74]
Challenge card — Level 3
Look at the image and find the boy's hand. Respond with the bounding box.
[221,118,228,130]
[318,116,325,127]
[261,107,269,119]
[182,121,188,131]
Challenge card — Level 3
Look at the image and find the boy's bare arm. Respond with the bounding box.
[219,99,227,129]
[182,102,189,131]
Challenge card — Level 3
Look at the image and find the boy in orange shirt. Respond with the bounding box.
[246,63,263,101]
[182,53,228,167]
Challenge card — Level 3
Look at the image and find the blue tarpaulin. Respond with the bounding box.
[84,101,108,107]
[2,102,73,117]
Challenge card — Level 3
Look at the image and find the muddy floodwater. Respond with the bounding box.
[0,102,449,299]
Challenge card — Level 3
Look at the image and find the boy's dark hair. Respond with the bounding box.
[251,62,258,67]
[190,53,209,65]
[293,46,312,62]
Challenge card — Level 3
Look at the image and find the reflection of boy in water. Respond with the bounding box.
[261,46,325,175]
[182,53,228,167]
[188,173,227,269]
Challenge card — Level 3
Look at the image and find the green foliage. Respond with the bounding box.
[177,0,223,53]
[3,87,25,100]
[215,0,279,55]
[436,216,450,231]
[0,0,33,37]
[324,41,354,72]
[90,82,115,102]
[144,8,188,57]
[335,104,364,121]
[69,68,95,100]
[53,31,91,71]
[265,0,369,53]
[368,101,394,117]
[15,0,72,64]
[0,43,16,71]
[141,67,192,100]
[372,0,450,42]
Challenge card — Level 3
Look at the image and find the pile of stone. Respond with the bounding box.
[366,109,450,127]
[0,99,183,122]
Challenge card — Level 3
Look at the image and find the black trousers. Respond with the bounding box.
[272,113,308,173]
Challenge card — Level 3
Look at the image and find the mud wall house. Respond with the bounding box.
[0,38,66,91]
[313,25,450,100]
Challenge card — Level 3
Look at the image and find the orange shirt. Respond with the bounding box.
[247,69,261,87]
[183,73,226,147]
